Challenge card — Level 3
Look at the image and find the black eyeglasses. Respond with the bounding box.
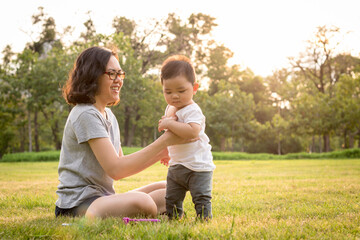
[104,70,126,81]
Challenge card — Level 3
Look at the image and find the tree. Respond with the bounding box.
[265,69,307,153]
[2,7,74,152]
[80,12,97,43]
[163,13,217,63]
[110,13,218,146]
[113,15,165,74]
[0,46,17,156]
[333,74,360,148]
[200,44,257,151]
[270,113,289,155]
[205,44,234,95]
[31,46,75,149]
[28,7,58,55]
[109,33,165,146]
[289,25,358,152]
[199,81,255,151]
[113,16,136,36]
[14,7,61,152]
[112,13,217,76]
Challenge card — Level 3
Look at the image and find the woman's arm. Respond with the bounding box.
[88,131,183,180]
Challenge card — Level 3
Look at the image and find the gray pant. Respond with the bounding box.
[166,164,213,219]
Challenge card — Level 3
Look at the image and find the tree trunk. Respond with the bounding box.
[41,110,62,150]
[20,125,26,152]
[128,123,136,147]
[349,134,354,148]
[318,135,322,153]
[277,132,281,155]
[220,137,226,152]
[123,107,131,146]
[28,110,32,152]
[349,130,356,148]
[128,114,140,147]
[153,126,157,141]
[323,134,330,152]
[310,135,315,153]
[52,119,61,150]
[141,128,147,148]
[343,129,348,149]
[34,110,40,152]
[277,138,281,155]
[240,138,244,152]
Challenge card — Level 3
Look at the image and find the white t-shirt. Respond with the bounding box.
[167,102,215,172]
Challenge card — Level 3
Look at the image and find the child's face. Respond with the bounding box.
[162,75,198,109]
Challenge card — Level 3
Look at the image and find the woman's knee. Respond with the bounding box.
[134,192,157,217]
[85,193,157,219]
[157,180,166,189]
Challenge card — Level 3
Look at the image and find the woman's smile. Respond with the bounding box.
[111,85,121,93]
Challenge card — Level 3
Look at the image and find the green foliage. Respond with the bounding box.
[0,147,142,162]
[2,148,360,162]
[1,151,60,162]
[111,33,166,146]
[1,10,360,155]
[219,148,360,160]
[283,148,360,159]
[213,148,360,160]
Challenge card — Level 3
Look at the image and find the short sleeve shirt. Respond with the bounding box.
[167,103,215,172]
[56,104,120,209]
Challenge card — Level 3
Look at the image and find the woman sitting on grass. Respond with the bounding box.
[55,46,190,219]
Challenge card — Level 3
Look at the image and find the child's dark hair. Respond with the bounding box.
[160,55,195,85]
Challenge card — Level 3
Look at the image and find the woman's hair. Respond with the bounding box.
[160,55,195,85]
[63,46,118,105]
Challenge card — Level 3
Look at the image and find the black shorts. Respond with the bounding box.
[55,196,101,217]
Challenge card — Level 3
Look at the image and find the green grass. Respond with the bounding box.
[1,160,360,239]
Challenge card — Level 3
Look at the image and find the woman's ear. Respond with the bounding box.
[193,82,199,94]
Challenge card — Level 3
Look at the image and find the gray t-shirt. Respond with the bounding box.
[56,104,120,209]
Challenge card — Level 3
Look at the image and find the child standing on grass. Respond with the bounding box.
[158,55,215,220]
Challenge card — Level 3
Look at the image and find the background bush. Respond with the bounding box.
[1,148,359,162]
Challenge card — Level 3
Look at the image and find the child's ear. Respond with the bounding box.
[193,83,199,93]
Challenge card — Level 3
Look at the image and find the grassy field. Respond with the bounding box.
[0,159,359,239]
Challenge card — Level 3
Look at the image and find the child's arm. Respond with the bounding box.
[158,105,201,139]
[158,105,178,133]
[162,120,201,139]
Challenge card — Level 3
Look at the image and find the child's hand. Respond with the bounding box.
[165,105,177,117]
[157,148,170,166]
[158,116,177,132]
[160,156,170,167]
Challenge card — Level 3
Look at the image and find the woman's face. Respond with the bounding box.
[95,55,123,106]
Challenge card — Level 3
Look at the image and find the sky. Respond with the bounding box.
[1,0,360,77]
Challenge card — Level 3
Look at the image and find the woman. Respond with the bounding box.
[55,46,184,219]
